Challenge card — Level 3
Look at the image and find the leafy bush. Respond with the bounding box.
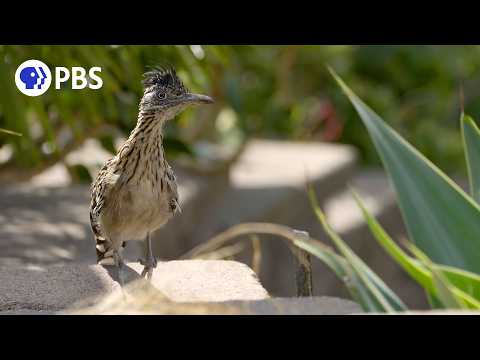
[0,45,217,173]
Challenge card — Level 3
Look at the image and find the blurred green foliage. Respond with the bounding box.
[1,45,480,178]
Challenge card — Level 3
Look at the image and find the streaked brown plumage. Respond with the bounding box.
[89,66,213,282]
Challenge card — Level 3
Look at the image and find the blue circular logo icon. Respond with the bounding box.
[15,59,52,96]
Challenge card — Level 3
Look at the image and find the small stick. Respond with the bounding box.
[250,234,262,276]
[290,244,313,297]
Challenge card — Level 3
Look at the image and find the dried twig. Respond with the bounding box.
[192,242,246,260]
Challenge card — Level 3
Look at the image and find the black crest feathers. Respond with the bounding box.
[142,65,187,94]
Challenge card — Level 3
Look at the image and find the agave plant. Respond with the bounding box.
[291,69,480,312]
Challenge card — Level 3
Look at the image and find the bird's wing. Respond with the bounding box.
[89,158,117,252]
[165,164,181,213]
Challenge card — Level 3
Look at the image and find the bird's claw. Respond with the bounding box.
[141,266,153,280]
[138,256,157,280]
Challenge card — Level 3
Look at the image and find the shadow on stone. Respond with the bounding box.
[103,263,145,287]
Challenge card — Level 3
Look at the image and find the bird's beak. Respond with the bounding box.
[185,93,214,105]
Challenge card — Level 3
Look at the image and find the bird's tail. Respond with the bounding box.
[96,239,126,265]
[90,213,116,266]
[95,237,116,266]
[93,232,126,266]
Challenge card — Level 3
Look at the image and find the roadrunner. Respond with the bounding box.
[90,66,213,284]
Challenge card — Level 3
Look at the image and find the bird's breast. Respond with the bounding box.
[102,175,177,241]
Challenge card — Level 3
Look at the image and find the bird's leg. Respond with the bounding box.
[113,249,126,288]
[139,232,157,280]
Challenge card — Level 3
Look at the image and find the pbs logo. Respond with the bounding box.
[15,59,52,97]
[15,59,103,97]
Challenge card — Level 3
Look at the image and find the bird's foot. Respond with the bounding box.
[139,256,157,280]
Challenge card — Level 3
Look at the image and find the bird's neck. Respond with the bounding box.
[117,110,173,184]
[127,111,168,149]
[135,110,168,133]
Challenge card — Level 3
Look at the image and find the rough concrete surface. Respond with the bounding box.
[0,260,269,314]
[140,260,269,302]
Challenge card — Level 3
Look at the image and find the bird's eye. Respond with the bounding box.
[158,93,166,99]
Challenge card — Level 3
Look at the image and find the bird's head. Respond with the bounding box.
[140,66,213,118]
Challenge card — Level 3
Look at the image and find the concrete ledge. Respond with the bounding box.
[0,260,269,314]
[0,259,362,315]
